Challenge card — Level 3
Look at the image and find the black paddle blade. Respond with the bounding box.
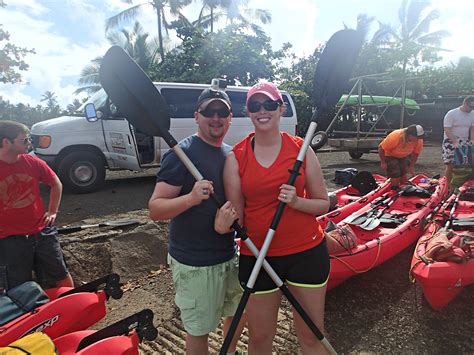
[99,46,175,145]
[312,29,362,128]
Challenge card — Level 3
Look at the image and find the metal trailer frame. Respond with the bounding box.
[315,73,420,159]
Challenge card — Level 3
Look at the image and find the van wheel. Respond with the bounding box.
[349,150,363,159]
[58,151,105,194]
[310,131,327,151]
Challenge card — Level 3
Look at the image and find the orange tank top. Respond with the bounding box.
[233,132,324,256]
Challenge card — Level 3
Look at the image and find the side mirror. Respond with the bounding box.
[85,103,99,122]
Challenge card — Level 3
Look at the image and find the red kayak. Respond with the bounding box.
[410,180,474,309]
[318,174,389,229]
[54,309,157,354]
[326,175,448,289]
[0,274,122,346]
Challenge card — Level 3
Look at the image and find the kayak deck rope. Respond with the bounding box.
[331,238,381,273]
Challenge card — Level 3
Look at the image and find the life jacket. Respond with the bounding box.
[0,332,56,354]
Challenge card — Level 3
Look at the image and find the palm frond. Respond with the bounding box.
[410,9,439,40]
[105,4,146,33]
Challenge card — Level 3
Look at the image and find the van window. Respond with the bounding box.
[160,88,294,119]
[161,88,201,118]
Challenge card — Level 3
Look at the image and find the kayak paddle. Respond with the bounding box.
[58,219,140,234]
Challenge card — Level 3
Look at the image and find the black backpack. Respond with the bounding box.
[350,171,378,195]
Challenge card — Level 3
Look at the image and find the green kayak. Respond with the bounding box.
[337,95,420,110]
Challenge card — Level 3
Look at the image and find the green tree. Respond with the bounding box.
[0,2,35,84]
[372,0,449,73]
[76,22,159,95]
[105,0,192,62]
[151,24,284,85]
[194,0,271,35]
[41,91,60,116]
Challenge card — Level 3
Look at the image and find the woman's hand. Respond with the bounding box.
[215,201,238,234]
[278,184,298,207]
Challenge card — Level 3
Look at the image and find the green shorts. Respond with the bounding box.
[168,254,242,336]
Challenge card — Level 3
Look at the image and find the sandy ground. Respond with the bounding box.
[45,144,473,354]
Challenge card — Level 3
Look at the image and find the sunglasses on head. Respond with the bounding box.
[247,100,281,113]
[199,107,231,118]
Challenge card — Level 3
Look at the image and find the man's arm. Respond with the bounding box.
[408,153,419,176]
[470,125,474,144]
[148,180,213,221]
[444,127,459,147]
[44,175,62,226]
[378,145,387,171]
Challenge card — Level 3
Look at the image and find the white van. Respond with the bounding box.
[31,82,298,193]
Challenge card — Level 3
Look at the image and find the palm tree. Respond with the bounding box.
[194,0,271,34]
[105,0,192,62]
[40,91,60,115]
[75,22,158,95]
[371,0,449,73]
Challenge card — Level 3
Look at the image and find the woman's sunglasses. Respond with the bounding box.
[247,100,281,113]
[199,107,231,118]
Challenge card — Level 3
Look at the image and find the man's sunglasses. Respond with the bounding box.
[17,136,31,144]
[198,107,231,118]
[247,100,281,113]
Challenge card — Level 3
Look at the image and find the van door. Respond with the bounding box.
[101,117,141,170]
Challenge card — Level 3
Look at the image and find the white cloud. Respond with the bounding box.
[0,2,110,107]
[5,0,49,15]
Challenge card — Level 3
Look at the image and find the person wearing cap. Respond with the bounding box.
[149,86,244,354]
[442,95,474,185]
[378,124,424,188]
[217,80,330,353]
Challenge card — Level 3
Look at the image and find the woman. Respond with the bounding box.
[218,81,330,354]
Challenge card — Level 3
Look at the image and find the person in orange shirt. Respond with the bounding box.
[378,124,424,188]
[217,81,330,354]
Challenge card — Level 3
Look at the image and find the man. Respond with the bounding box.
[378,124,424,188]
[442,95,474,184]
[148,86,242,355]
[0,120,73,294]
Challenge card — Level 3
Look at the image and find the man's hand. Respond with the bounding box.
[454,139,460,149]
[214,201,238,234]
[381,161,387,171]
[189,180,214,206]
[42,211,57,226]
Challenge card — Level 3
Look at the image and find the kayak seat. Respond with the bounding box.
[351,171,377,195]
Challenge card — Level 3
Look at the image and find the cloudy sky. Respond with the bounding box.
[1,0,472,108]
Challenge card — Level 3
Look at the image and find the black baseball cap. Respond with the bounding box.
[196,88,232,110]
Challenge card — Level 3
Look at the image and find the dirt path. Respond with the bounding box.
[46,145,473,354]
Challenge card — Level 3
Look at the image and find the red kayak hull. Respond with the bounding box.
[411,180,474,309]
[328,175,448,290]
[54,329,140,355]
[0,290,107,346]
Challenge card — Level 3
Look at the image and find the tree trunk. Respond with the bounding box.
[157,6,165,62]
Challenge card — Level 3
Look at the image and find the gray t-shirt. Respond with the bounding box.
[156,135,235,266]
[443,107,474,140]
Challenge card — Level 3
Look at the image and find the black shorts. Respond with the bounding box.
[0,227,69,291]
[239,240,331,294]
[386,157,408,178]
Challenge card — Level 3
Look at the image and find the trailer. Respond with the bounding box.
[311,73,422,159]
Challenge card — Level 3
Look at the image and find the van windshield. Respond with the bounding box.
[77,89,108,113]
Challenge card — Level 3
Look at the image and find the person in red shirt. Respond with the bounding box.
[217,81,330,353]
[378,124,424,188]
[0,121,73,293]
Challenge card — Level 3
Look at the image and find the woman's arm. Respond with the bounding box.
[223,152,245,225]
[279,148,329,216]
